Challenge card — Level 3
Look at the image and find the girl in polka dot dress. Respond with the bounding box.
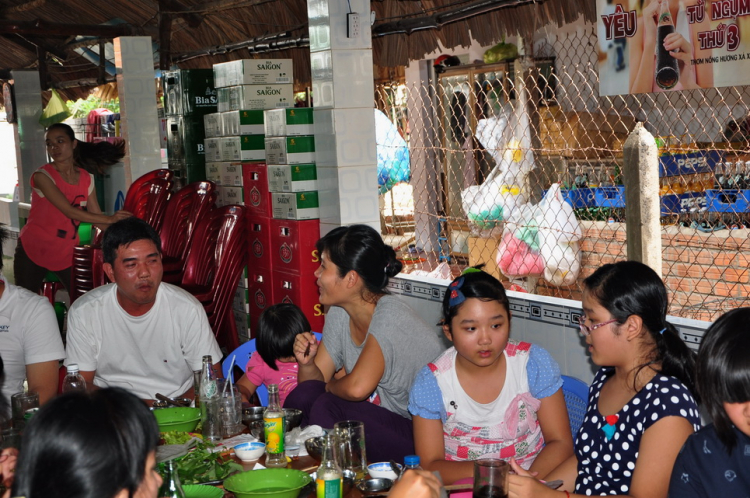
[509,261,701,498]
[408,268,574,484]
[668,308,750,498]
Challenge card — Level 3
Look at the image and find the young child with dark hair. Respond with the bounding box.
[668,307,750,498]
[236,303,311,406]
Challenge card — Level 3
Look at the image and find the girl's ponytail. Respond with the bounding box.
[655,322,697,400]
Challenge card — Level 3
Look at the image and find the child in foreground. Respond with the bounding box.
[408,268,574,484]
[509,261,701,497]
[235,303,311,406]
[668,307,750,497]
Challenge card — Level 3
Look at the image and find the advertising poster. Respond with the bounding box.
[597,0,750,95]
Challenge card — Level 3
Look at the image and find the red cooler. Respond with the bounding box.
[269,219,320,276]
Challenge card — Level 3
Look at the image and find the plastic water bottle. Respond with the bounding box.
[61,364,87,393]
[403,455,423,473]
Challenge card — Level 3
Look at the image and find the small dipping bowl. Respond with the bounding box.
[304,435,325,462]
[367,462,401,480]
[233,441,266,462]
[357,478,394,496]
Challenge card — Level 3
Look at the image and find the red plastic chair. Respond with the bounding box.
[160,181,218,284]
[69,226,107,303]
[123,177,173,234]
[123,169,173,208]
[180,205,249,351]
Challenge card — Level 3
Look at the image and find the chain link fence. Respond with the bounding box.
[374,22,750,322]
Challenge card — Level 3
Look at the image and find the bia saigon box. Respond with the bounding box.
[241,162,271,218]
[263,108,314,137]
[221,136,266,162]
[222,109,265,136]
[273,270,325,333]
[217,85,293,112]
[269,219,320,276]
[213,59,293,87]
[264,136,315,165]
[248,218,273,271]
[271,191,319,220]
[267,164,317,192]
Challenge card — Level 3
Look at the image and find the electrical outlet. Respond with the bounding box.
[347,12,360,38]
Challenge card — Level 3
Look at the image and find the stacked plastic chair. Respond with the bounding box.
[160,181,218,284]
[180,205,249,352]
[69,169,174,303]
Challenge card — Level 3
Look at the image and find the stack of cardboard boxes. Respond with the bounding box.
[162,69,217,184]
[203,59,323,343]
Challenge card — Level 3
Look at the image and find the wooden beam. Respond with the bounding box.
[53,75,116,89]
[36,45,48,90]
[2,34,68,61]
[0,0,47,15]
[158,0,173,70]
[98,39,106,85]
[159,0,203,28]
[0,19,158,39]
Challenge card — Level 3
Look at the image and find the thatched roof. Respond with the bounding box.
[0,0,594,103]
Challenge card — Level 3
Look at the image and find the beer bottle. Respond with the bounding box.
[655,0,680,90]
[714,162,725,190]
[316,433,343,498]
[199,355,221,443]
[158,460,186,498]
[264,384,287,468]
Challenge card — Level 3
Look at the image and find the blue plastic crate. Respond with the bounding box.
[594,186,625,207]
[545,188,595,208]
[705,189,750,212]
[660,193,706,215]
[658,150,722,177]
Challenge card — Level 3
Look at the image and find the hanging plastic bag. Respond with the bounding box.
[496,204,544,279]
[39,89,72,127]
[537,184,583,286]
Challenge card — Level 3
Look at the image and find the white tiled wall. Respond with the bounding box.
[389,273,710,385]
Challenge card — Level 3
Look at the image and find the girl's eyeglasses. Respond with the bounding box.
[576,315,618,336]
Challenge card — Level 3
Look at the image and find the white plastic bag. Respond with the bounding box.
[537,184,583,286]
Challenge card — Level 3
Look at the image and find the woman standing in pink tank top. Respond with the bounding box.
[14,123,132,294]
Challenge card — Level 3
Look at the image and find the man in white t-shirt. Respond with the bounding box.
[0,227,65,410]
[65,217,222,403]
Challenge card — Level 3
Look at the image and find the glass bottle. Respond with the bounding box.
[199,355,221,443]
[61,364,87,393]
[316,433,343,498]
[714,162,725,190]
[734,161,745,189]
[264,384,287,468]
[743,161,750,190]
[655,0,679,90]
[158,460,186,498]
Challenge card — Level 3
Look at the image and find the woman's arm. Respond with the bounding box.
[413,415,473,485]
[235,373,258,404]
[33,172,130,225]
[528,389,575,479]
[325,334,384,401]
[294,332,336,382]
[629,1,660,93]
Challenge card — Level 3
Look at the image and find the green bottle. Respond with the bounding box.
[158,460,186,498]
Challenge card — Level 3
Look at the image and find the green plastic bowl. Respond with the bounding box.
[182,484,224,498]
[223,468,312,498]
[153,406,201,432]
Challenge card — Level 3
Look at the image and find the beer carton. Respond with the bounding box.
[203,112,224,138]
[213,59,293,87]
[264,136,315,165]
[218,185,245,206]
[233,285,250,314]
[220,162,243,186]
[271,191,320,220]
[222,109,265,136]
[205,162,222,183]
[264,108,314,137]
[267,164,317,192]
[220,136,266,162]
[217,84,293,112]
[204,138,222,162]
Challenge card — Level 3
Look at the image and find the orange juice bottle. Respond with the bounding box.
[671,176,685,195]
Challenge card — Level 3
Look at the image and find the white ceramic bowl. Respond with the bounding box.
[367,462,401,480]
[233,441,265,462]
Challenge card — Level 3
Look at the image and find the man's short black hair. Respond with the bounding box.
[102,218,161,265]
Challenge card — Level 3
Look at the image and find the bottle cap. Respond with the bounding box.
[404,455,420,467]
[202,355,212,363]
[68,363,79,374]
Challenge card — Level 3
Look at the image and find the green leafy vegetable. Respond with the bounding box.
[161,431,193,446]
[174,441,243,485]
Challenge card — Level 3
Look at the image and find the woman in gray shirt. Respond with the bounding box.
[288,224,444,463]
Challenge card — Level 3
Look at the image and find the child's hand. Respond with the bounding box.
[293,332,318,365]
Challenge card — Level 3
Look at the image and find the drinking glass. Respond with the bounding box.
[219,381,242,437]
[11,392,39,428]
[333,420,367,480]
[472,459,509,498]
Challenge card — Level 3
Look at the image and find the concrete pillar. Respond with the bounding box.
[405,60,439,252]
[623,122,662,275]
[308,0,378,235]
[11,70,46,203]
[114,37,162,187]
